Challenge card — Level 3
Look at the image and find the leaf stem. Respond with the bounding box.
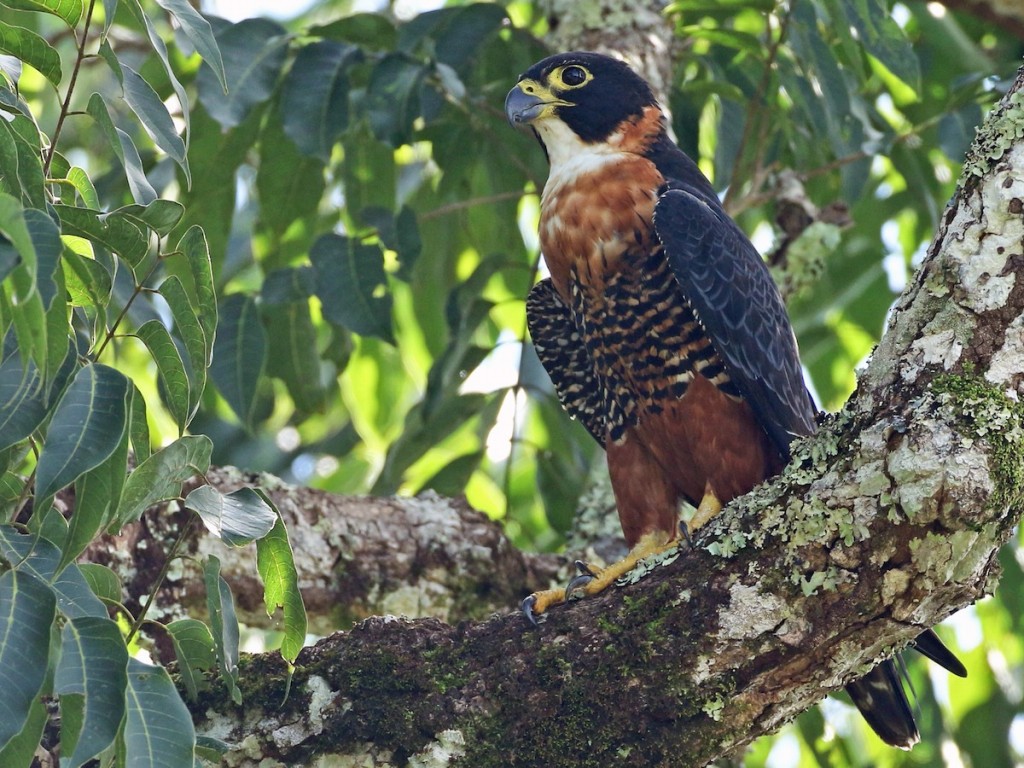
[43,0,98,178]
[125,512,195,645]
[93,255,163,360]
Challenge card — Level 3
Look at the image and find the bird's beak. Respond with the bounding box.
[505,83,550,127]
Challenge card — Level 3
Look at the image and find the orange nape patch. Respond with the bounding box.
[540,155,664,299]
[608,105,665,155]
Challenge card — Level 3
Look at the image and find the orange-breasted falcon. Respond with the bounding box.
[505,51,965,749]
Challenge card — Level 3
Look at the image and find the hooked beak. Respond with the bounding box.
[505,84,552,127]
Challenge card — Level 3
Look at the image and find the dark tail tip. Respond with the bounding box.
[913,628,967,677]
[845,660,920,749]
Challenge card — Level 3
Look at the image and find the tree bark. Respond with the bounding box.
[186,68,1024,768]
[82,474,562,637]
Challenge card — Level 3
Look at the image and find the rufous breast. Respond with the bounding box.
[539,154,663,299]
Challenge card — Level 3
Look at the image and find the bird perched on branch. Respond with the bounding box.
[505,50,965,749]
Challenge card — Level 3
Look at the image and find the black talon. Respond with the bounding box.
[566,572,594,601]
[573,560,600,578]
[522,595,540,626]
[679,521,694,549]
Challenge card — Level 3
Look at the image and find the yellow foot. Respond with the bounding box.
[680,490,723,545]
[521,587,567,626]
[522,530,678,624]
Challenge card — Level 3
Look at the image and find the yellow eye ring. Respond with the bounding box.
[556,64,590,88]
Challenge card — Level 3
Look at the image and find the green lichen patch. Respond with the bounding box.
[615,544,682,586]
[961,89,1024,188]
[932,374,1024,511]
[792,566,836,596]
[771,221,839,301]
[909,530,981,588]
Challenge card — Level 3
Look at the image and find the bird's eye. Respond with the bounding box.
[560,65,588,87]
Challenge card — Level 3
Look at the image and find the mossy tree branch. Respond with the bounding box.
[184,68,1024,768]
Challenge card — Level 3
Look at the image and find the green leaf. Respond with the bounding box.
[262,267,329,414]
[430,3,507,72]
[841,0,920,91]
[0,117,46,209]
[0,694,46,768]
[112,435,212,529]
[121,63,189,179]
[184,485,276,547]
[0,354,47,451]
[210,294,267,429]
[0,0,82,29]
[135,319,191,433]
[66,164,100,207]
[0,24,61,88]
[372,392,487,494]
[55,616,128,768]
[311,12,397,50]
[35,363,129,501]
[160,275,208,418]
[0,528,107,618]
[61,422,129,569]
[119,0,193,180]
[310,234,394,343]
[197,18,289,129]
[178,226,217,357]
[679,25,764,54]
[0,283,45,378]
[53,204,149,268]
[255,107,325,239]
[66,166,99,210]
[166,618,215,702]
[123,658,197,767]
[419,451,483,497]
[76,563,122,605]
[0,569,55,753]
[85,93,158,205]
[154,0,226,92]
[281,41,360,161]
[256,506,307,664]
[204,555,241,704]
[364,53,426,147]
[113,200,185,237]
[128,382,151,462]
[63,248,113,312]
[24,207,60,310]
[0,194,46,371]
[395,204,421,278]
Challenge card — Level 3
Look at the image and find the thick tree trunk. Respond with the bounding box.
[184,69,1024,767]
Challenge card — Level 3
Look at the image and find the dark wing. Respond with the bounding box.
[526,278,606,445]
[653,186,816,457]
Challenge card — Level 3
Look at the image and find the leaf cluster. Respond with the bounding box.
[0,1,306,765]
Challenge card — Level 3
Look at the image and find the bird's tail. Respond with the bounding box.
[844,629,966,749]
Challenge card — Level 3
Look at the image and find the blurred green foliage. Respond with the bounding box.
[1,0,1022,764]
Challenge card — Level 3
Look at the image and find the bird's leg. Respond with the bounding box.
[522,529,678,623]
[687,490,722,534]
[678,490,722,549]
[565,530,677,600]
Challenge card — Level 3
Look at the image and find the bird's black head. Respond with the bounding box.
[504,52,659,144]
